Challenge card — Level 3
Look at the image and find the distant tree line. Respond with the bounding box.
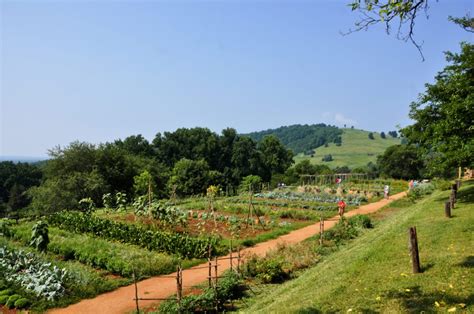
[244,124,342,154]
[2,127,297,216]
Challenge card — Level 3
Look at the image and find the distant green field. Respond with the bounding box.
[294,128,401,169]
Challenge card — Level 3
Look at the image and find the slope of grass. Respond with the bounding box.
[294,128,401,168]
[240,181,474,313]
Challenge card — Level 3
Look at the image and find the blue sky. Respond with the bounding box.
[1,0,472,157]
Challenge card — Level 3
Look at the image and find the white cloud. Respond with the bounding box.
[321,112,357,127]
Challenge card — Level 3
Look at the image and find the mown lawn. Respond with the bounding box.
[239,180,474,313]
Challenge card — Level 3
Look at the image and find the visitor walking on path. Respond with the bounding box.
[384,185,390,199]
[338,199,346,218]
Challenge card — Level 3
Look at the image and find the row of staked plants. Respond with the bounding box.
[47,211,220,258]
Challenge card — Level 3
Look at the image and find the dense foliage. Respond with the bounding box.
[402,43,474,177]
[376,144,425,179]
[244,124,342,154]
[47,211,218,258]
[0,161,42,217]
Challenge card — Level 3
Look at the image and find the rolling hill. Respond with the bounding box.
[293,128,401,169]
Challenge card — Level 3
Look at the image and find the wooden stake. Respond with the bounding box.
[444,201,451,218]
[319,216,324,246]
[176,266,182,312]
[408,227,421,274]
[214,256,218,286]
[229,239,233,272]
[133,271,139,313]
[450,191,456,209]
[208,245,212,288]
[237,246,241,274]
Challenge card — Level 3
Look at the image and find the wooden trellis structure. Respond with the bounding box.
[300,173,372,186]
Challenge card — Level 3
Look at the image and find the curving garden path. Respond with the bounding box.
[49,192,406,314]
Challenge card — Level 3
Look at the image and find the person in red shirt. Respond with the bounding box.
[338,200,346,218]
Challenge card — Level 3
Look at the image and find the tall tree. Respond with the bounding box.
[377,145,425,179]
[401,43,474,176]
[258,135,294,181]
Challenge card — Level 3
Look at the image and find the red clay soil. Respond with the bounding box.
[49,192,406,314]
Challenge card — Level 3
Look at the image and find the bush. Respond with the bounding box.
[322,154,333,162]
[242,255,288,283]
[14,298,31,309]
[0,219,13,237]
[0,295,9,305]
[239,175,262,193]
[158,271,244,313]
[408,182,435,200]
[5,294,22,309]
[0,289,12,296]
[348,215,373,229]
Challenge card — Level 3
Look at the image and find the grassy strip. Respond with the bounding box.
[240,180,474,313]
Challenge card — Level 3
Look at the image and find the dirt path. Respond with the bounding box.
[49,192,406,314]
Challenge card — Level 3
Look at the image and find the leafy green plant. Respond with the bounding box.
[115,192,127,211]
[102,193,114,210]
[0,219,13,237]
[48,211,217,258]
[30,221,49,252]
[5,294,21,309]
[0,246,67,300]
[14,297,31,309]
[78,198,95,214]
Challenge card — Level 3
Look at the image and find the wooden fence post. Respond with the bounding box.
[450,191,456,209]
[408,227,421,274]
[444,201,451,218]
[319,216,324,246]
[214,256,218,286]
[176,266,182,312]
[452,183,458,196]
[133,271,139,313]
[456,179,461,189]
[237,246,241,274]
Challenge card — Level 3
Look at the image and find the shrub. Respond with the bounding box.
[0,295,9,305]
[348,215,373,229]
[14,297,31,309]
[0,219,13,237]
[242,255,287,283]
[0,289,12,296]
[408,182,435,200]
[322,154,333,162]
[158,271,244,313]
[5,294,22,309]
[239,175,262,193]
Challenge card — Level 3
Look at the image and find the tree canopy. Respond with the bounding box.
[401,42,474,176]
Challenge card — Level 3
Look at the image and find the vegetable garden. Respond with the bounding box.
[0,178,406,311]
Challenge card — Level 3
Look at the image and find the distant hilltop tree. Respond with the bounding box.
[368,132,375,140]
[388,131,398,138]
[380,132,386,139]
[322,154,333,162]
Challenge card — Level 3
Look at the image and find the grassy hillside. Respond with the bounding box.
[294,128,401,169]
[241,181,474,313]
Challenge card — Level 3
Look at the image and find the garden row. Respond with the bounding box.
[47,211,219,258]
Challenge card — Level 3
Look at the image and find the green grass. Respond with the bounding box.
[239,180,474,313]
[294,128,401,168]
